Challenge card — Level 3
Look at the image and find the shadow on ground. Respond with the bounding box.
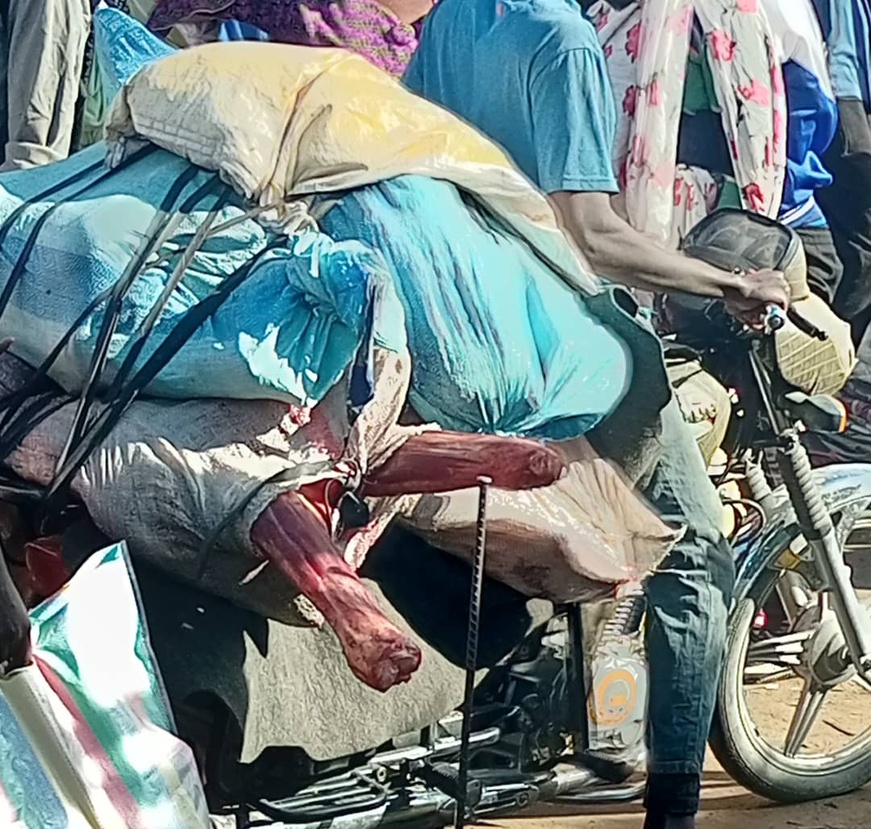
[495,769,871,829]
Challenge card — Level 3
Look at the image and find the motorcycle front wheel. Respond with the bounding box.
[710,510,871,803]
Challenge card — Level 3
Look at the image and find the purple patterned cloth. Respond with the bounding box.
[148,0,418,76]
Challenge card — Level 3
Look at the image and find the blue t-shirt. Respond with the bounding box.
[403,0,619,194]
[403,0,632,428]
[812,0,871,108]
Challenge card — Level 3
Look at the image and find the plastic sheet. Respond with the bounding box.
[0,543,210,829]
[320,176,632,439]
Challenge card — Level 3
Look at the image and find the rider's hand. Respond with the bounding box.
[0,557,31,674]
[723,268,790,329]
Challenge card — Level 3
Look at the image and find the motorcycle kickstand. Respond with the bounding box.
[455,476,491,829]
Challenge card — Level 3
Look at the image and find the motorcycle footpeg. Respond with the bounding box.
[417,761,483,808]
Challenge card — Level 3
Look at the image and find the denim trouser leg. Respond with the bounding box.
[642,397,736,779]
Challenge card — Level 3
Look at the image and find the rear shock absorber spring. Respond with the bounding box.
[600,588,646,641]
[744,455,778,517]
[744,456,771,502]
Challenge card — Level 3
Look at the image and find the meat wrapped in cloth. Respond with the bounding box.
[0,348,563,691]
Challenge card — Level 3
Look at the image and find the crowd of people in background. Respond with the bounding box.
[816,0,871,338]
[0,2,870,828]
[1,0,868,343]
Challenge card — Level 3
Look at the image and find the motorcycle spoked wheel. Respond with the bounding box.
[710,511,871,803]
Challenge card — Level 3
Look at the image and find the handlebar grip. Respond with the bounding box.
[764,305,787,333]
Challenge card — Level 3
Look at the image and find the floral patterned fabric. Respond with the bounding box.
[590,0,787,247]
[147,0,418,76]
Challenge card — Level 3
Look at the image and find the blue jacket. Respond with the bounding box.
[764,0,840,228]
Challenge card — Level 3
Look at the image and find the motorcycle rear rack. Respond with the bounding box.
[236,763,644,829]
[243,777,541,829]
[245,726,504,824]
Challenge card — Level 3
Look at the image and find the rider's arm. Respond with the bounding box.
[529,45,790,312]
[549,190,759,300]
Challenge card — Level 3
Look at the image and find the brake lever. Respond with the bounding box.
[761,305,829,341]
[787,307,829,341]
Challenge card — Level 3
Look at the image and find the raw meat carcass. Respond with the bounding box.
[0,350,565,692]
[251,432,566,690]
[360,431,566,497]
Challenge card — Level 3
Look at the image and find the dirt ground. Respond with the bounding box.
[500,756,871,829]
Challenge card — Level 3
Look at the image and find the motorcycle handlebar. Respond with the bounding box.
[762,305,829,342]
[763,304,787,334]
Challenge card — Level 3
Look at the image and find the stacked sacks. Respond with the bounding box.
[102,41,679,593]
[45,41,679,596]
[0,137,435,691]
[318,176,677,599]
[0,143,403,406]
[0,39,680,692]
[319,176,631,440]
[0,160,576,689]
[103,42,599,295]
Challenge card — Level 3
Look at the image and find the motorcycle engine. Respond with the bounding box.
[586,591,648,756]
[587,638,647,754]
[481,596,650,771]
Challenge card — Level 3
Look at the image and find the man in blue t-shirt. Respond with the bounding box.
[404,0,788,312]
[405,3,790,828]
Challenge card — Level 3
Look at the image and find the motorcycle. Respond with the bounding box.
[666,210,871,803]
[5,209,871,828]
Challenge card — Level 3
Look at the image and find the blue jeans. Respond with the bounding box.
[642,398,736,786]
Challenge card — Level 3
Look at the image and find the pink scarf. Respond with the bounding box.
[148,0,420,76]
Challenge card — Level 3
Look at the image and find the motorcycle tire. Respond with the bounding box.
[709,515,871,804]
